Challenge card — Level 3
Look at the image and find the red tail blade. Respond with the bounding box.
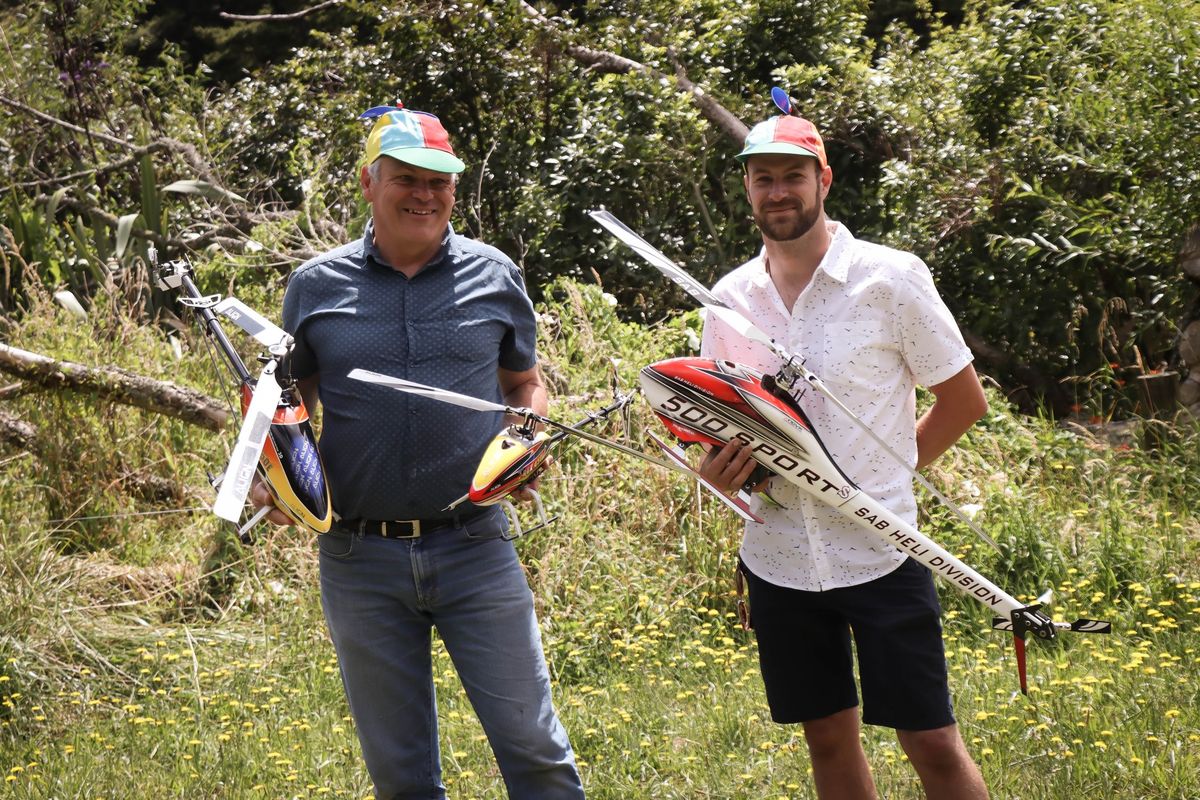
[1014,635,1028,695]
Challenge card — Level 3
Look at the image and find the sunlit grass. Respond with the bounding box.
[4,558,1197,799]
[2,280,1198,798]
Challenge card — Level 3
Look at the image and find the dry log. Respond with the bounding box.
[0,407,36,450]
[0,342,228,431]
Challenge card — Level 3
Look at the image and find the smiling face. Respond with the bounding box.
[744,154,830,242]
[361,156,457,261]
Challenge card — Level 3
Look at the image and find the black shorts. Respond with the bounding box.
[742,557,955,731]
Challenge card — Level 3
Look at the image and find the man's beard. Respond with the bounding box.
[753,192,822,242]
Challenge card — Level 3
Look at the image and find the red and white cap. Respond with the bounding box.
[736,115,826,169]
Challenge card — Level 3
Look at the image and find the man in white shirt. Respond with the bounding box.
[700,110,990,800]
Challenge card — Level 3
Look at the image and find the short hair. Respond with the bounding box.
[367,157,458,188]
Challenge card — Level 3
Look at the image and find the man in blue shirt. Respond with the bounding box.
[254,104,584,799]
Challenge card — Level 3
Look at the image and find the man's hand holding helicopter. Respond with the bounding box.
[249,479,301,527]
[498,367,551,504]
[699,439,771,496]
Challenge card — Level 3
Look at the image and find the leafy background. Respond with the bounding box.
[1,1,1199,798]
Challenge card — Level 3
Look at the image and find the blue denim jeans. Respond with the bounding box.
[318,510,584,800]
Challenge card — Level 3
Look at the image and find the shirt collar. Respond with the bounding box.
[361,219,456,273]
[749,220,854,287]
[819,221,853,283]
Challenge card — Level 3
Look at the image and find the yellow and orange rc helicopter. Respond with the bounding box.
[347,368,764,537]
[156,255,331,542]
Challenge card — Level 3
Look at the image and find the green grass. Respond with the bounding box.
[2,278,1199,798]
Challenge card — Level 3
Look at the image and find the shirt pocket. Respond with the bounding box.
[822,319,894,388]
[410,315,504,366]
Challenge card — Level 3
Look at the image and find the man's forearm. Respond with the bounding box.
[498,365,548,419]
[915,365,988,470]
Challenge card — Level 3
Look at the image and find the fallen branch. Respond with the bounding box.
[219,0,342,21]
[0,407,36,450]
[0,342,228,431]
[0,381,30,400]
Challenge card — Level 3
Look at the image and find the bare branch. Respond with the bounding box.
[0,407,36,450]
[2,149,164,193]
[0,381,29,400]
[0,342,228,431]
[0,94,137,151]
[219,0,343,21]
[518,2,749,143]
[1,94,240,201]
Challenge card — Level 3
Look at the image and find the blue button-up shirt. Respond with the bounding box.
[282,221,538,520]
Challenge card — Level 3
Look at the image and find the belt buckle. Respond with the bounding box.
[382,519,421,539]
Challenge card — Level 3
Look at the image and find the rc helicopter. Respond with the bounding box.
[588,207,1112,694]
[347,369,765,533]
[439,382,649,538]
[155,255,331,542]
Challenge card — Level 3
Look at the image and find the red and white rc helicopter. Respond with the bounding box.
[588,208,1112,694]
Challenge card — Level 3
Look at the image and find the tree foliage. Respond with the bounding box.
[2,0,1198,412]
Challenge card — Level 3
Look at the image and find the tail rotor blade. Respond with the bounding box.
[1014,635,1029,695]
[213,361,283,523]
[1069,618,1113,634]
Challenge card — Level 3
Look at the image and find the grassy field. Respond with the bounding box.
[2,280,1198,799]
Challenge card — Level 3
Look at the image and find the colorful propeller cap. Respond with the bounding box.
[360,103,465,174]
[736,92,826,168]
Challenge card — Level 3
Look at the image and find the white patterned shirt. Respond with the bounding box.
[700,220,973,591]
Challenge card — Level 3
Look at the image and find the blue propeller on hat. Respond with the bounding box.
[359,101,405,121]
[771,86,795,116]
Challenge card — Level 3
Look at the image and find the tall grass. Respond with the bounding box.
[1,277,1198,798]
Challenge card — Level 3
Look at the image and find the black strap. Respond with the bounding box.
[336,507,491,538]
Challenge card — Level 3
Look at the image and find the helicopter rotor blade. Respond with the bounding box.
[349,369,514,414]
[351,370,695,476]
[213,360,284,523]
[589,209,785,358]
[646,432,765,523]
[212,298,293,352]
[540,416,681,472]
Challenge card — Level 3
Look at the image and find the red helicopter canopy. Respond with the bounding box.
[638,357,813,451]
